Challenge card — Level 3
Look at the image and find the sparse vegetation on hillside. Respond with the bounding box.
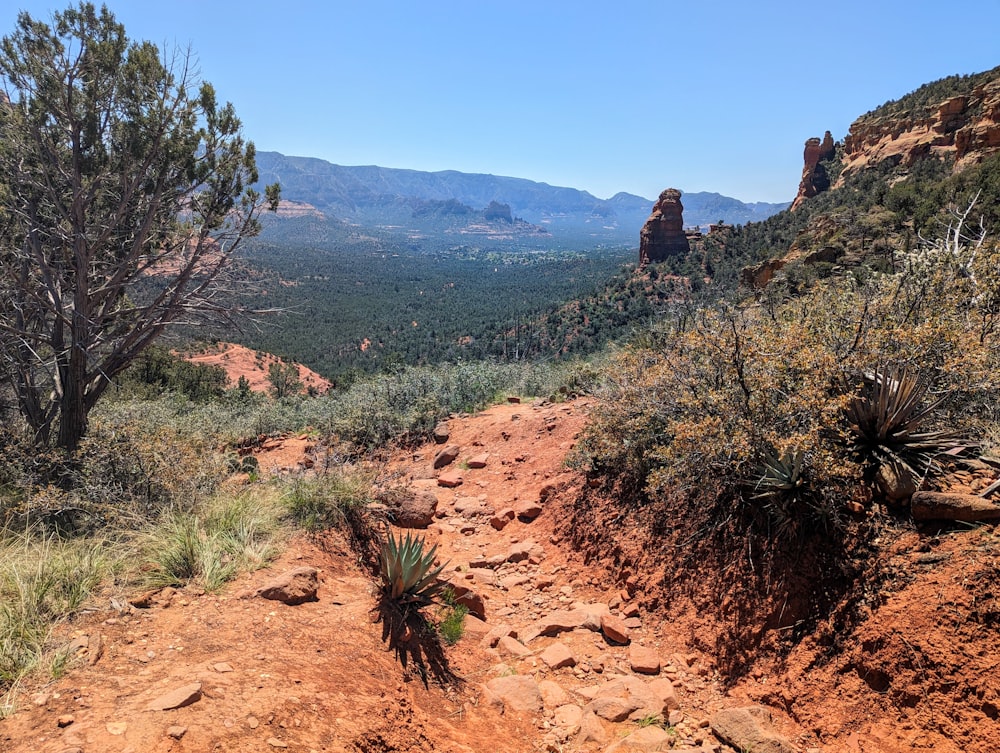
[860,64,1000,121]
[575,200,999,668]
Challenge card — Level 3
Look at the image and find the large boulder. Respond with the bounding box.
[381,488,437,528]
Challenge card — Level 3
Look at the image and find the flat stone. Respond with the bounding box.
[498,635,532,657]
[589,694,641,722]
[267,738,289,748]
[540,642,577,670]
[462,614,490,636]
[507,540,544,564]
[146,682,203,711]
[484,675,542,714]
[538,679,573,709]
[576,710,607,745]
[466,453,490,469]
[911,491,1000,522]
[481,623,516,648]
[711,706,797,753]
[454,497,492,517]
[648,678,679,711]
[437,470,464,488]
[586,675,665,721]
[106,722,127,735]
[553,703,583,730]
[605,725,673,752]
[515,500,543,521]
[167,725,187,739]
[629,645,661,675]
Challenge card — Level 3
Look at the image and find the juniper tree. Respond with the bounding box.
[0,3,279,450]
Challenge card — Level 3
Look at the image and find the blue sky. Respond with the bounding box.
[6,1,1000,203]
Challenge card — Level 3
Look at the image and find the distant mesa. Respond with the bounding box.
[639,188,690,264]
[268,199,326,219]
[791,131,835,211]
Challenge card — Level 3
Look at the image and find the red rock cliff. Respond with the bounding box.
[639,188,690,264]
[838,75,1000,181]
[791,131,835,211]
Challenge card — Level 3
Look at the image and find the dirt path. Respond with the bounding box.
[6,397,994,752]
[1,398,745,753]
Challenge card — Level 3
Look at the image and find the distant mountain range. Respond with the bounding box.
[254,151,790,245]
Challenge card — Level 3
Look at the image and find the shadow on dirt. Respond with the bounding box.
[373,595,458,688]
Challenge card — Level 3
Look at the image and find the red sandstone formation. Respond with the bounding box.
[791,131,835,211]
[839,75,1000,181]
[639,188,690,264]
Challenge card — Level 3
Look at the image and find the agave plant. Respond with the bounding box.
[747,447,807,531]
[379,531,446,605]
[750,448,806,503]
[844,365,959,485]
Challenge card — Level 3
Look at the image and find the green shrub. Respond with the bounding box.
[141,491,283,591]
[282,472,372,532]
[437,601,468,645]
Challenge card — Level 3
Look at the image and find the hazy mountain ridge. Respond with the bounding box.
[254,151,790,241]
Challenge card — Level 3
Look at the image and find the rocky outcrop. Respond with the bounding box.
[839,73,1000,181]
[791,131,835,211]
[638,189,690,264]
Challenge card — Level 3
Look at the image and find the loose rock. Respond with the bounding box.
[710,706,797,753]
[437,470,464,488]
[629,645,661,675]
[484,675,542,714]
[605,725,674,752]
[600,614,630,645]
[433,445,461,469]
[540,642,577,670]
[911,491,1000,522]
[146,682,203,711]
[382,488,437,528]
[251,567,319,605]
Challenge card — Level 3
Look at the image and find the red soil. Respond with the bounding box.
[2,398,997,752]
[182,342,332,395]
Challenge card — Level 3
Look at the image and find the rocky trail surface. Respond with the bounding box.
[3,398,997,753]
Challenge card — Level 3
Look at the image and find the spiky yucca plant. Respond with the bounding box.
[379,531,446,605]
[844,365,958,482]
[750,448,805,502]
[747,448,808,533]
